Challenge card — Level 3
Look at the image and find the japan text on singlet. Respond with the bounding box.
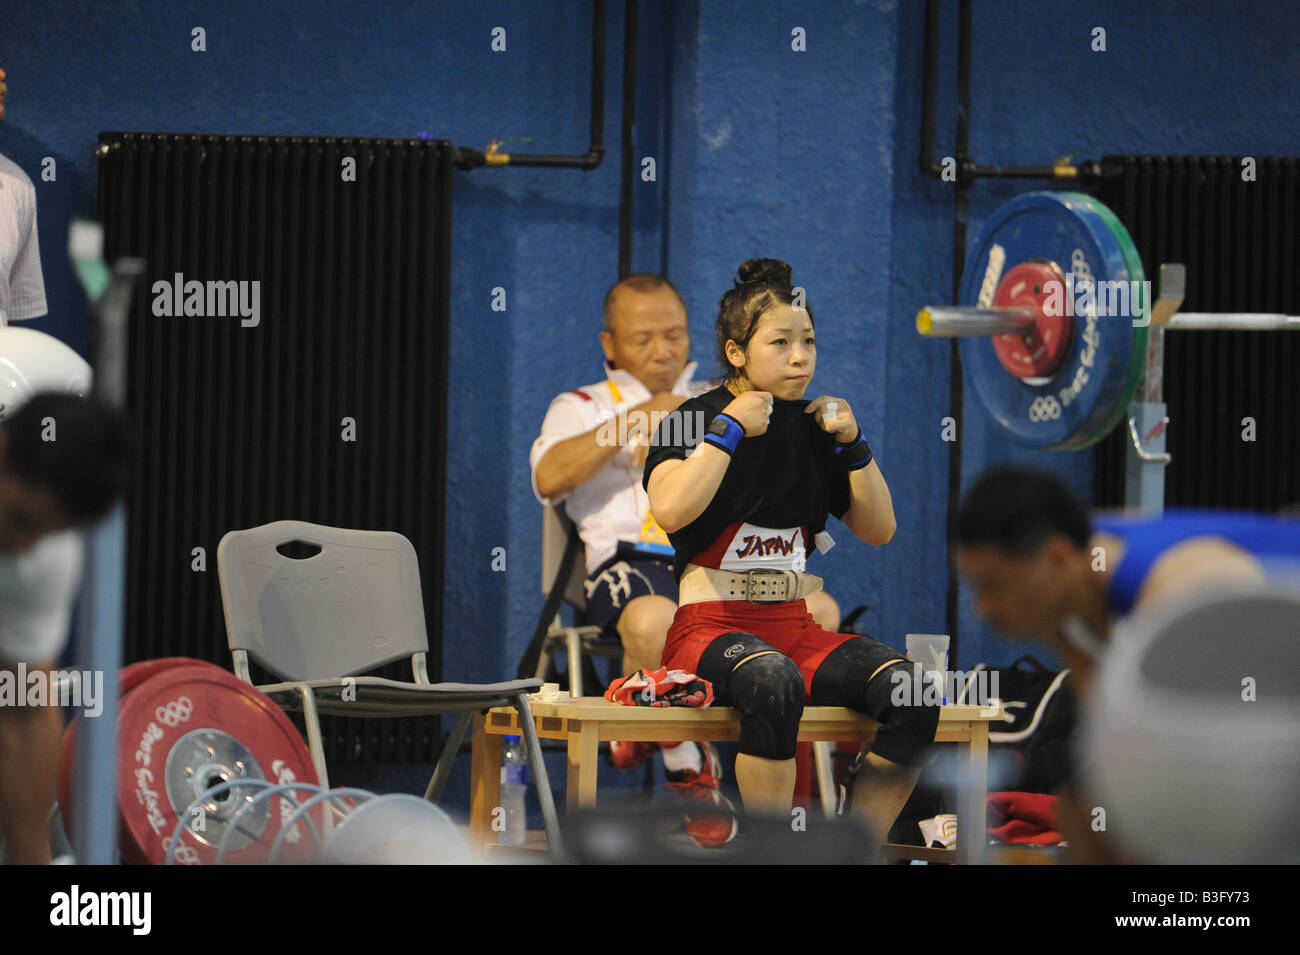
[642,385,852,582]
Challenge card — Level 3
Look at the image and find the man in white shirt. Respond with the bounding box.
[530,274,840,847]
[0,67,50,327]
[532,276,696,675]
[0,393,128,864]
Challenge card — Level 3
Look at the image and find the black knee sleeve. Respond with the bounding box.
[862,661,942,767]
[729,652,807,760]
[699,632,806,760]
[810,640,941,767]
[809,637,905,707]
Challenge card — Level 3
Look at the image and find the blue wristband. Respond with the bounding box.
[834,429,873,470]
[702,413,745,455]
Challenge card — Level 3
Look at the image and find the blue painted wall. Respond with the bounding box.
[4,0,1297,706]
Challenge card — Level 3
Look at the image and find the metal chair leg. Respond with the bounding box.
[512,692,562,855]
[535,637,555,681]
[423,710,473,802]
[297,685,331,790]
[565,627,584,697]
[813,742,837,817]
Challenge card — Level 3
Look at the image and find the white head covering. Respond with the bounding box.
[1083,582,1300,863]
[0,326,93,419]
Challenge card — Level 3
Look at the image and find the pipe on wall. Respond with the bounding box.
[454,0,609,172]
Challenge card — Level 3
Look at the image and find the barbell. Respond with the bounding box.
[917,191,1299,450]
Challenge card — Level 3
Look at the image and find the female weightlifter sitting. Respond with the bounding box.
[643,258,940,849]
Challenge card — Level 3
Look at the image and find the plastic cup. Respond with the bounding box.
[905,633,950,705]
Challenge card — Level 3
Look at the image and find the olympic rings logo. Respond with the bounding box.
[1070,248,1094,285]
[163,835,202,865]
[1028,396,1061,422]
[155,696,194,727]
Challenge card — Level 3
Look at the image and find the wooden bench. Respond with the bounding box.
[469,697,1003,864]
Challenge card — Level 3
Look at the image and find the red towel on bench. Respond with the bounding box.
[605,667,714,708]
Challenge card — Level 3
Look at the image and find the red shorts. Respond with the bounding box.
[662,599,857,695]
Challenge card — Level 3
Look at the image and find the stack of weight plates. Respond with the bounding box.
[58,658,321,865]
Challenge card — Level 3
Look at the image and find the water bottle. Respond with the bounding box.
[500,735,528,846]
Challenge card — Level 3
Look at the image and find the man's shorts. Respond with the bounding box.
[662,598,900,698]
[582,541,678,637]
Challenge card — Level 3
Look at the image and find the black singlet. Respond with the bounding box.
[642,385,852,581]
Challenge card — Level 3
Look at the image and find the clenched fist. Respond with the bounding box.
[804,395,859,443]
[723,390,774,437]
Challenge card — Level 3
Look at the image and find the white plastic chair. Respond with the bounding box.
[216,520,561,845]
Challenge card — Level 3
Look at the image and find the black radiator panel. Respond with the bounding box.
[97,133,453,765]
[1094,156,1299,512]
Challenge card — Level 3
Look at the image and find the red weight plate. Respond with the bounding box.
[991,260,1075,379]
[117,665,320,865]
[120,657,228,698]
[57,657,232,836]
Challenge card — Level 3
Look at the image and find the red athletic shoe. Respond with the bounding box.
[609,739,660,770]
[665,742,738,848]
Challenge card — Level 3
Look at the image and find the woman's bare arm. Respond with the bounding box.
[841,460,897,545]
[645,449,732,532]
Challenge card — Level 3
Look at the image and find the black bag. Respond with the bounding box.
[883,655,1078,848]
[959,654,1078,795]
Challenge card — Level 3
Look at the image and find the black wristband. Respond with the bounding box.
[834,428,873,470]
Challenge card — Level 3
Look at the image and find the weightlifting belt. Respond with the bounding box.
[678,563,823,606]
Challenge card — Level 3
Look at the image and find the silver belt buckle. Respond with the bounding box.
[745,569,792,603]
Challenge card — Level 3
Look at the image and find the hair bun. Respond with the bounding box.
[736,258,793,288]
